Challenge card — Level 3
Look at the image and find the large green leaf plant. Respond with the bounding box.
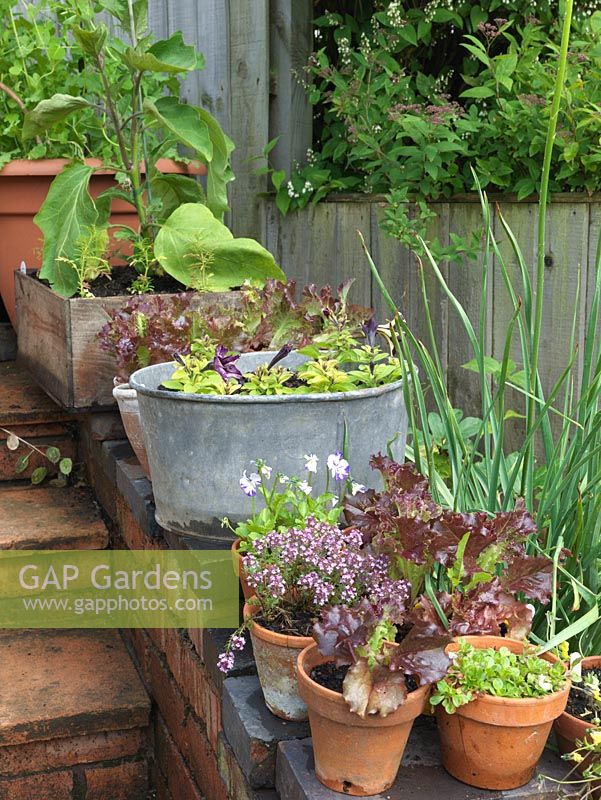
[28,0,283,297]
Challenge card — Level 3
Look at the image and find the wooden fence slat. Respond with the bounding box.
[370,204,449,385]
[493,202,589,447]
[269,0,313,174]
[447,203,491,417]
[228,0,270,240]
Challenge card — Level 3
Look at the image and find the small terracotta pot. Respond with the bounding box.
[554,655,601,773]
[436,635,570,791]
[231,539,253,600]
[297,641,430,796]
[112,383,150,477]
[244,601,312,721]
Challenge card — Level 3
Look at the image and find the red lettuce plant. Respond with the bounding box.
[313,599,451,717]
[344,456,553,640]
[98,280,373,380]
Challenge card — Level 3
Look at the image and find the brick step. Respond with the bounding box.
[0,485,109,550]
[275,716,570,800]
[0,361,77,481]
[0,629,150,800]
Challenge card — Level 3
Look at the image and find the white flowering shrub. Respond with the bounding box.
[266,0,601,262]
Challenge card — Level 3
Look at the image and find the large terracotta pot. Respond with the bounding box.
[297,641,430,796]
[554,655,601,773]
[112,383,150,477]
[0,158,205,328]
[243,601,312,721]
[436,635,570,791]
[231,539,253,600]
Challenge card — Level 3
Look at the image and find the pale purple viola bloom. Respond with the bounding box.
[240,470,261,496]
[351,481,367,496]
[326,452,350,481]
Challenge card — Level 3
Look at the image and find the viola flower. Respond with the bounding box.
[327,452,350,481]
[298,480,312,495]
[304,453,319,473]
[240,470,261,496]
[256,461,272,479]
[351,481,367,496]
[278,474,290,484]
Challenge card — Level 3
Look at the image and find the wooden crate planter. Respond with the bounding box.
[15,270,240,410]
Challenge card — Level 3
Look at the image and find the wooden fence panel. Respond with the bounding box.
[262,197,598,417]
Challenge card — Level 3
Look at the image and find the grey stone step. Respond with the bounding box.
[276,716,569,800]
[222,675,309,789]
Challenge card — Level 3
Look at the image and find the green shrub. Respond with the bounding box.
[268,1,601,260]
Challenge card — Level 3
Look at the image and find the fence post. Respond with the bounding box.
[269,0,313,175]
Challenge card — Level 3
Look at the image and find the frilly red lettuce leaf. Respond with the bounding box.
[343,660,407,718]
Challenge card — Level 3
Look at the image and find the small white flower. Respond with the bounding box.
[298,480,312,495]
[331,497,338,507]
[327,452,350,481]
[304,454,319,474]
[536,674,553,692]
[351,482,367,496]
[240,470,261,497]
[278,474,290,485]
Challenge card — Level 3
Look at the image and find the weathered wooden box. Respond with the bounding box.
[15,270,240,410]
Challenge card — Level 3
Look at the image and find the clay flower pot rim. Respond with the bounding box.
[446,635,569,708]
[243,599,314,649]
[112,382,137,401]
[0,157,206,177]
[297,641,430,722]
[558,655,601,726]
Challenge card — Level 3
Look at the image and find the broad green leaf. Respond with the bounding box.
[459,86,495,99]
[23,94,91,140]
[195,106,235,220]
[100,0,149,38]
[123,32,196,73]
[144,97,212,163]
[59,458,73,476]
[154,203,284,290]
[150,173,206,221]
[15,454,30,474]
[31,467,48,485]
[46,446,61,464]
[72,24,108,57]
[35,163,100,297]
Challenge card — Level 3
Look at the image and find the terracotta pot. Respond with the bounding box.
[243,601,312,721]
[231,539,253,600]
[554,655,601,774]
[436,635,570,791]
[0,158,205,328]
[112,383,150,477]
[297,641,430,796]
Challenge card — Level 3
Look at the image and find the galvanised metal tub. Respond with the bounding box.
[130,352,408,536]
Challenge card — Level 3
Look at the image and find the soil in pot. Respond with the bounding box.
[436,636,570,791]
[554,658,601,775]
[297,642,430,796]
[244,601,313,722]
[34,265,200,297]
[566,667,601,722]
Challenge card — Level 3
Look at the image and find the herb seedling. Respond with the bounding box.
[430,640,567,714]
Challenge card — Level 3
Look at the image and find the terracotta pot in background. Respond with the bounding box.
[554,655,601,773]
[112,383,150,477]
[243,601,312,721]
[436,635,570,791]
[231,539,253,600]
[297,641,430,796]
[0,158,205,328]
